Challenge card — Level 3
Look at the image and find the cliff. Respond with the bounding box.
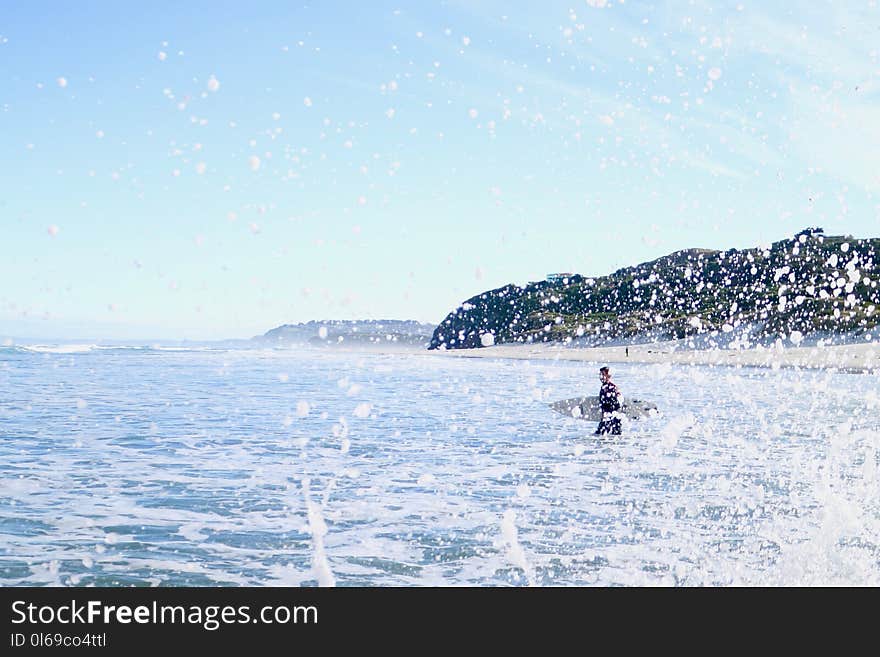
[429,229,880,349]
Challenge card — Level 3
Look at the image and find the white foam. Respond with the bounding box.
[22,344,99,354]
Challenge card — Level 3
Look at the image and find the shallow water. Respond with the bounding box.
[1,346,878,586]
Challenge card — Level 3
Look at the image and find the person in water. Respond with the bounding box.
[594,366,622,435]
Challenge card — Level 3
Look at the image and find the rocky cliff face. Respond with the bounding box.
[429,229,880,349]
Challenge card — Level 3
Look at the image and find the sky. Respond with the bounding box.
[2,0,880,341]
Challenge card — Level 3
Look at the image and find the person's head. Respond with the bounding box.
[599,366,612,383]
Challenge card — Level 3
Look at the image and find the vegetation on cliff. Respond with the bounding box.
[429,229,880,350]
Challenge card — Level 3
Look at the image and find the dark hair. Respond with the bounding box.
[599,366,610,375]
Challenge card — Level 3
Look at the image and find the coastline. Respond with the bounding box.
[426,340,880,373]
[37,337,873,374]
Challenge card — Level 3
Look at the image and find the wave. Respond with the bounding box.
[1,344,231,355]
[0,344,100,355]
[19,344,104,354]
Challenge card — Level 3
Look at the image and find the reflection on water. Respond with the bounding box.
[1,347,878,585]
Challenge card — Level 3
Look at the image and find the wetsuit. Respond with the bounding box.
[595,381,622,435]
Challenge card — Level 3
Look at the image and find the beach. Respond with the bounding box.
[428,340,880,373]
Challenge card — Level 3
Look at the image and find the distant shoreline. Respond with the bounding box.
[426,340,880,373]
[8,338,878,373]
[244,336,880,373]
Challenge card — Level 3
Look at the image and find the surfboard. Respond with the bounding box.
[548,396,658,422]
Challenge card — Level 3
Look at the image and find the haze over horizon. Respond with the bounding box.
[4,1,880,341]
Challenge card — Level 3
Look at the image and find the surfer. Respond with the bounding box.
[594,366,622,435]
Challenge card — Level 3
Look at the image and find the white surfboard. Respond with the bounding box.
[549,396,658,422]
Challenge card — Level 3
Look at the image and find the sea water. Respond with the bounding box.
[1,345,878,586]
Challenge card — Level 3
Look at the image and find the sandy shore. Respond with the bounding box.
[427,340,880,373]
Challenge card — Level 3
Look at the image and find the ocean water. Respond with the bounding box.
[1,345,879,586]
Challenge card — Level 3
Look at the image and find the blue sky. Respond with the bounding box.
[2,0,880,340]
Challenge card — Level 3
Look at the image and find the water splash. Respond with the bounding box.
[499,510,535,586]
[302,478,336,587]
